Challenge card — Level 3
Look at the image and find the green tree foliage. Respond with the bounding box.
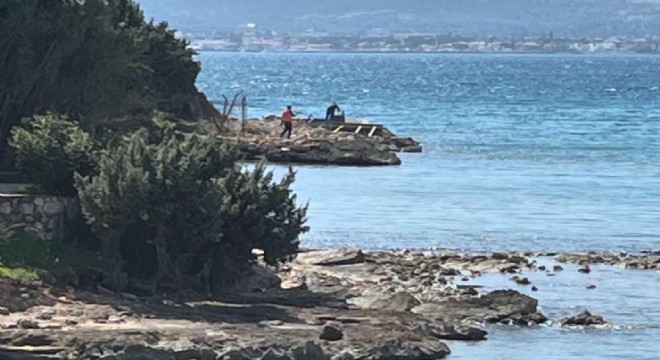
[0,0,200,170]
[9,114,97,196]
[75,123,308,294]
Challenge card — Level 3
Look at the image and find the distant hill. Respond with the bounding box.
[136,0,660,37]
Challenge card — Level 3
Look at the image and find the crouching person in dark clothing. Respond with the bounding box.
[325,101,341,121]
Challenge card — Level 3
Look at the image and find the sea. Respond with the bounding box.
[197,52,660,359]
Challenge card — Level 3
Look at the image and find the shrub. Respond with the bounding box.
[9,114,97,196]
[76,123,307,294]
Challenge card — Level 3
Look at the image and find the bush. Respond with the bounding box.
[76,123,307,294]
[9,114,98,196]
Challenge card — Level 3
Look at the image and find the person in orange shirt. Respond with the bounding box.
[280,105,295,139]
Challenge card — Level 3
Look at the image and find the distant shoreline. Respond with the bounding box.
[195,49,660,56]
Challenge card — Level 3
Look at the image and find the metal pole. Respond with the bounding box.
[241,96,247,134]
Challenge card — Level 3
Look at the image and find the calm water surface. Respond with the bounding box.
[197,52,660,359]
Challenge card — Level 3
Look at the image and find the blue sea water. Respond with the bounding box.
[198,52,660,253]
[197,53,660,359]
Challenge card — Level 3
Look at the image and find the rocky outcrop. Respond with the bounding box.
[0,249,566,359]
[283,249,547,327]
[216,119,422,166]
[561,311,608,326]
[411,290,546,326]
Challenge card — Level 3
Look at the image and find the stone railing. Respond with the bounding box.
[0,194,80,241]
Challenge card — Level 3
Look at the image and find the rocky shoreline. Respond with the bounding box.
[1,248,655,359]
[216,119,422,166]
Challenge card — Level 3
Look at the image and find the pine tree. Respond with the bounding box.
[75,121,307,294]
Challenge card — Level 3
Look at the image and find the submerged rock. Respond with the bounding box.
[555,252,660,270]
[511,276,531,285]
[578,265,591,274]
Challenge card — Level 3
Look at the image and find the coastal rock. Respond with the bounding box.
[412,289,543,325]
[391,136,421,150]
[359,341,450,360]
[12,334,56,349]
[511,276,531,285]
[37,311,54,320]
[319,325,343,341]
[578,265,591,274]
[0,307,9,316]
[400,145,423,153]
[216,119,422,166]
[555,252,660,270]
[491,252,509,260]
[173,349,217,360]
[17,319,40,329]
[296,248,365,266]
[561,311,607,326]
[430,324,488,341]
[499,264,520,273]
[351,292,421,312]
[528,312,548,324]
[478,290,538,316]
[232,262,283,292]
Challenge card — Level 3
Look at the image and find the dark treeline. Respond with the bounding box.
[0,0,200,170]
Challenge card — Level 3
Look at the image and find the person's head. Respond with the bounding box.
[332,101,337,106]
[287,105,292,110]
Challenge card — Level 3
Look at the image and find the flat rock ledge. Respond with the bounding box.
[0,248,554,359]
[216,119,421,166]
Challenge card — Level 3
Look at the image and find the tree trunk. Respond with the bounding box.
[101,237,125,290]
[153,223,167,284]
[0,133,15,171]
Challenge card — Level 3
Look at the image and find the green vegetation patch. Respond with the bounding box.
[0,264,40,282]
[0,233,101,282]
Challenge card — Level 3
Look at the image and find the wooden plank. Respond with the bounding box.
[355,125,362,134]
[368,126,378,137]
[332,125,344,133]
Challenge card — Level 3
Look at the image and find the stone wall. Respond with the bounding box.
[0,194,80,241]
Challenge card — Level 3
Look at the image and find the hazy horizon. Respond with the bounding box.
[137,0,660,38]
